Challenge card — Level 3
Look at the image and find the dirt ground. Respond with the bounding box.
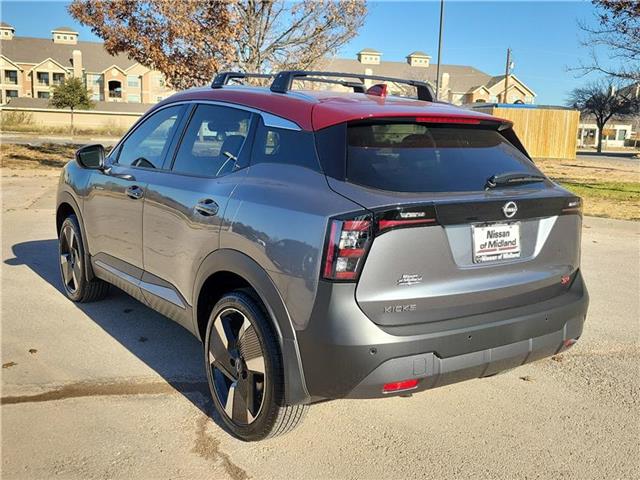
[1,169,639,479]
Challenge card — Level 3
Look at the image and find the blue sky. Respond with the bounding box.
[1,0,607,104]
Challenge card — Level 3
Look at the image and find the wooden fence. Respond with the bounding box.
[472,105,580,159]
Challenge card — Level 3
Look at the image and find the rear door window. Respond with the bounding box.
[172,104,253,177]
[346,123,542,192]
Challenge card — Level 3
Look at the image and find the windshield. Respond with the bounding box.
[346,123,543,193]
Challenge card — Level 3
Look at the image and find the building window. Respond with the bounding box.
[53,73,65,85]
[617,129,627,141]
[127,75,140,88]
[4,70,17,84]
[86,74,102,86]
[6,89,18,98]
[37,91,50,99]
[127,94,141,103]
[108,80,122,98]
[91,93,100,101]
[36,72,49,86]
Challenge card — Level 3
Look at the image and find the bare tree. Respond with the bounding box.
[233,1,366,72]
[568,80,640,152]
[575,0,640,82]
[69,0,367,90]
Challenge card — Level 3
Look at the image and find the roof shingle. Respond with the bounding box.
[0,36,137,72]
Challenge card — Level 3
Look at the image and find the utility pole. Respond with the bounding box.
[435,0,444,101]
[503,47,511,103]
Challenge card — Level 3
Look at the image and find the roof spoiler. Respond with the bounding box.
[211,70,435,102]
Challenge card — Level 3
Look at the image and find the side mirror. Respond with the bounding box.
[75,144,105,170]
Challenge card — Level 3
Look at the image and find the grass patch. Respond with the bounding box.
[2,123,128,137]
[0,143,77,169]
[536,157,640,221]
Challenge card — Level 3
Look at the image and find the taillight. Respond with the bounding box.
[322,214,373,281]
[561,197,582,216]
[376,205,437,234]
[322,206,438,282]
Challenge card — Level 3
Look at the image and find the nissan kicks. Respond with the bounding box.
[56,71,588,441]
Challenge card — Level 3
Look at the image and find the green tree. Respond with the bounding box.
[568,80,640,152]
[49,77,94,136]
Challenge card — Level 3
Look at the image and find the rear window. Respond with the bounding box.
[346,123,541,192]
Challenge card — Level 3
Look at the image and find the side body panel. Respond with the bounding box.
[142,168,247,311]
[83,164,146,270]
[220,162,361,330]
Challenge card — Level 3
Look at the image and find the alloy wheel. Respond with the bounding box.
[208,307,267,425]
[59,224,82,294]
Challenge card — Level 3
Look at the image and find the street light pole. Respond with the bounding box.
[435,0,444,101]
[503,47,512,103]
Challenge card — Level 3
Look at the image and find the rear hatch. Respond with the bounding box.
[316,117,583,328]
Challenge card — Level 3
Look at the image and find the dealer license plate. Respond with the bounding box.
[472,223,521,263]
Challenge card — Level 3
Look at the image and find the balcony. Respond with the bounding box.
[108,90,122,98]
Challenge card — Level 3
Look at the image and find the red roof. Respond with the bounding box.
[163,87,501,131]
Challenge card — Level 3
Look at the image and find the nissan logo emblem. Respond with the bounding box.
[502,201,518,218]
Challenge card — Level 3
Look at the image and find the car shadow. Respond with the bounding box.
[5,238,223,424]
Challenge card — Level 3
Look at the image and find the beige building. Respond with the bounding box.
[0,22,174,105]
[322,48,536,105]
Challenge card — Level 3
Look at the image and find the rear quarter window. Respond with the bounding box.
[251,120,320,171]
[344,123,542,193]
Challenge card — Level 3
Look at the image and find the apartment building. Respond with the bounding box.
[322,48,536,105]
[0,22,174,104]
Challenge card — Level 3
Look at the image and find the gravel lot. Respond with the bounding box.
[1,170,639,479]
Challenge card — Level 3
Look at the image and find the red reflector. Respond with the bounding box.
[378,218,437,231]
[416,115,481,125]
[382,379,419,393]
[560,275,571,286]
[563,338,577,348]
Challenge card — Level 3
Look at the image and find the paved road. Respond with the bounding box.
[1,171,639,479]
[1,133,119,147]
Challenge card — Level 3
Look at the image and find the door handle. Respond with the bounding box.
[194,198,219,217]
[125,185,144,200]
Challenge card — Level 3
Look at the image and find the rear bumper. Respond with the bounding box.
[296,271,588,400]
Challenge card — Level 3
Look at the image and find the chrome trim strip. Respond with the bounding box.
[140,281,186,309]
[94,260,186,309]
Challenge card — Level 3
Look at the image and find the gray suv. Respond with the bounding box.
[56,71,589,441]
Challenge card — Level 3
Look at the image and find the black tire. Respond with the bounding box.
[58,215,109,303]
[204,291,307,441]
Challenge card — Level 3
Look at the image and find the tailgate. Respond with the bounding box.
[355,196,582,327]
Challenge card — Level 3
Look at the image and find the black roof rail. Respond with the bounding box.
[211,72,275,88]
[270,70,435,102]
[303,77,366,93]
[212,71,367,93]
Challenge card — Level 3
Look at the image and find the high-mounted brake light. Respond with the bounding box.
[323,215,373,281]
[415,115,481,125]
[366,83,388,98]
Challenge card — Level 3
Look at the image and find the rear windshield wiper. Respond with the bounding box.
[485,172,546,190]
